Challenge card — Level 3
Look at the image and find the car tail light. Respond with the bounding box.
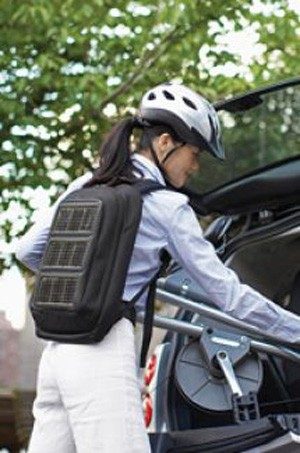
[143,393,153,427]
[144,354,157,386]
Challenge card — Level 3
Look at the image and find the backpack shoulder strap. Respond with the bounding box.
[124,249,171,368]
[133,178,168,195]
[124,179,172,367]
[139,249,171,368]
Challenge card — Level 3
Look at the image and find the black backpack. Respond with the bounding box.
[30,179,170,366]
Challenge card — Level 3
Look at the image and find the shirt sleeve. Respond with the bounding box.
[163,202,300,344]
[14,173,92,273]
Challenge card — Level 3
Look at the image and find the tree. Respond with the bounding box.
[0,0,299,273]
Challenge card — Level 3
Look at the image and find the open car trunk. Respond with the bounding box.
[224,211,300,305]
[145,78,300,452]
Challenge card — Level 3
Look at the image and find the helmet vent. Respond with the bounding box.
[182,97,197,110]
[148,92,156,100]
[163,90,175,100]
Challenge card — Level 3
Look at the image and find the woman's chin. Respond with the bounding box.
[167,174,187,188]
[169,179,183,189]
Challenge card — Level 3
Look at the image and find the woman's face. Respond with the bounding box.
[155,133,201,188]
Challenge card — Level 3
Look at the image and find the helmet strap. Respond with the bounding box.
[148,139,171,183]
[161,142,186,164]
[145,131,185,185]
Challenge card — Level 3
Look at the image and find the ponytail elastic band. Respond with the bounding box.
[131,116,151,128]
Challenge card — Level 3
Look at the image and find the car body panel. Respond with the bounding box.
[200,156,300,215]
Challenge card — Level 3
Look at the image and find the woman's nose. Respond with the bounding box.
[192,158,200,172]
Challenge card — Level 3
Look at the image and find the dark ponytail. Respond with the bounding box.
[84,117,137,188]
[84,116,180,188]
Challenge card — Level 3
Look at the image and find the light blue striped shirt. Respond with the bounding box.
[15,153,300,344]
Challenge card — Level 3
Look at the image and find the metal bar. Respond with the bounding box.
[250,339,300,363]
[136,311,203,337]
[136,312,300,364]
[156,288,294,347]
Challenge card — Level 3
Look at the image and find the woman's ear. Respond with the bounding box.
[157,133,176,152]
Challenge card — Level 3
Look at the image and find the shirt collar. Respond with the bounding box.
[131,153,166,186]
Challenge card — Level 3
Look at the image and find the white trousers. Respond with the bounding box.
[28,318,151,453]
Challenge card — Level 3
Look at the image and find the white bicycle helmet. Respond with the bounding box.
[138,82,225,160]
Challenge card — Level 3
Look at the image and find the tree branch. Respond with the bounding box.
[98,25,181,111]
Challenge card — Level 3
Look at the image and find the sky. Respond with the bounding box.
[0,265,26,329]
[1,0,299,330]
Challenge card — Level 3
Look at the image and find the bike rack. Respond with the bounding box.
[136,288,300,364]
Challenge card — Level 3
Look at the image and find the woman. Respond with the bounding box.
[16,83,300,452]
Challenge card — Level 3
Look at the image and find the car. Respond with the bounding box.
[139,77,300,452]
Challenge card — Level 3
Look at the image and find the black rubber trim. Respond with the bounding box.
[150,416,286,453]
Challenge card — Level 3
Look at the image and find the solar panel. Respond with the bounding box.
[52,205,99,233]
[36,276,78,306]
[43,240,86,268]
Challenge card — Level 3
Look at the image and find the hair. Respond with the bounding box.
[83,117,180,188]
[83,118,136,188]
[138,123,181,150]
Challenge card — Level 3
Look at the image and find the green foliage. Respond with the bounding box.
[0,0,299,272]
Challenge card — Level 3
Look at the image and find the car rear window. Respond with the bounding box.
[188,83,300,194]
